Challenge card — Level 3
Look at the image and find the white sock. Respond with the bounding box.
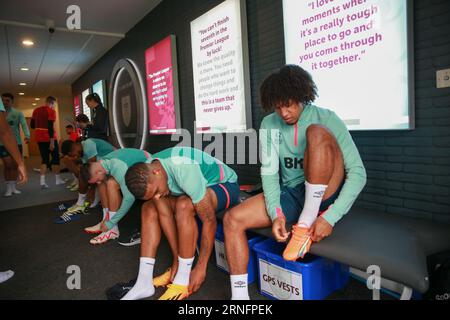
[230,274,250,300]
[121,258,156,300]
[90,188,100,208]
[0,270,14,284]
[173,256,195,286]
[297,181,328,228]
[108,211,117,221]
[102,208,109,221]
[10,181,21,194]
[76,193,87,206]
[40,175,46,185]
[4,182,12,195]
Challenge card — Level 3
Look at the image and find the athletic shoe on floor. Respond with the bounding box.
[54,211,82,224]
[65,203,89,215]
[53,203,72,212]
[90,228,120,245]
[84,221,103,235]
[158,284,189,300]
[56,178,67,186]
[106,278,137,300]
[70,185,79,192]
[118,229,141,247]
[4,189,12,197]
[0,270,14,284]
[282,225,312,261]
[12,188,21,195]
[41,184,49,189]
[153,268,172,288]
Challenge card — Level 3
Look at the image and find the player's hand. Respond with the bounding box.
[17,163,28,185]
[272,217,289,243]
[309,217,333,243]
[189,266,206,294]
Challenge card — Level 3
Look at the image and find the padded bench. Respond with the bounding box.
[217,192,450,300]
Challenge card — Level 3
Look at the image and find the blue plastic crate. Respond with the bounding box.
[214,224,265,285]
[253,238,349,300]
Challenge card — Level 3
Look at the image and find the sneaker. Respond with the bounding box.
[106,278,137,300]
[153,268,172,288]
[53,203,72,212]
[4,189,12,197]
[41,184,49,189]
[70,185,79,192]
[158,283,189,300]
[118,229,141,247]
[56,179,67,186]
[12,188,21,195]
[282,225,312,261]
[90,228,120,245]
[84,221,103,235]
[54,211,82,224]
[65,203,89,215]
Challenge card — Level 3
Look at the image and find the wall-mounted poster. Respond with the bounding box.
[283,0,414,130]
[191,0,252,133]
[145,35,181,135]
[81,88,91,120]
[73,95,81,117]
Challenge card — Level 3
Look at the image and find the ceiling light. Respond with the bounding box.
[22,40,34,47]
[19,83,27,86]
[20,67,29,71]
[32,103,37,106]
[35,98,40,101]
[19,92,25,96]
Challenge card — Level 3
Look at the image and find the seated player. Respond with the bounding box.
[56,138,116,223]
[222,65,367,300]
[80,148,152,245]
[121,147,240,301]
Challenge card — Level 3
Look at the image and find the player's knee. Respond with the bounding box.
[142,200,158,220]
[223,209,245,234]
[106,178,119,190]
[175,197,194,221]
[306,124,335,146]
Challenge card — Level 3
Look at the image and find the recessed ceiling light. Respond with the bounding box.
[20,67,29,71]
[32,103,37,106]
[22,40,34,47]
[35,98,40,101]
[19,83,27,86]
[19,92,25,96]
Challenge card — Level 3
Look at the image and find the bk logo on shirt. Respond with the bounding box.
[284,157,304,170]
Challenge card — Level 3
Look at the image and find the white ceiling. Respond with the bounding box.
[0,0,162,101]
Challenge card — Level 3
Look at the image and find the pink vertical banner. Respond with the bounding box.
[73,95,81,116]
[145,35,179,135]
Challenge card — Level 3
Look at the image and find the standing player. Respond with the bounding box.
[0,93,30,197]
[31,96,65,188]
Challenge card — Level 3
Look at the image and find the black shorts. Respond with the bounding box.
[38,141,60,168]
[0,144,23,158]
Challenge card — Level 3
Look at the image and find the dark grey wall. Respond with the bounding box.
[72,0,450,223]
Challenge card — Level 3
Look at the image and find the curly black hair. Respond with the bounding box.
[76,114,90,123]
[61,140,75,156]
[125,163,151,200]
[260,65,318,112]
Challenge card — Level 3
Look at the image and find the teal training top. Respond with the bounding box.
[101,148,152,230]
[81,138,116,164]
[260,104,367,226]
[0,107,30,146]
[152,147,238,204]
[0,100,4,112]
